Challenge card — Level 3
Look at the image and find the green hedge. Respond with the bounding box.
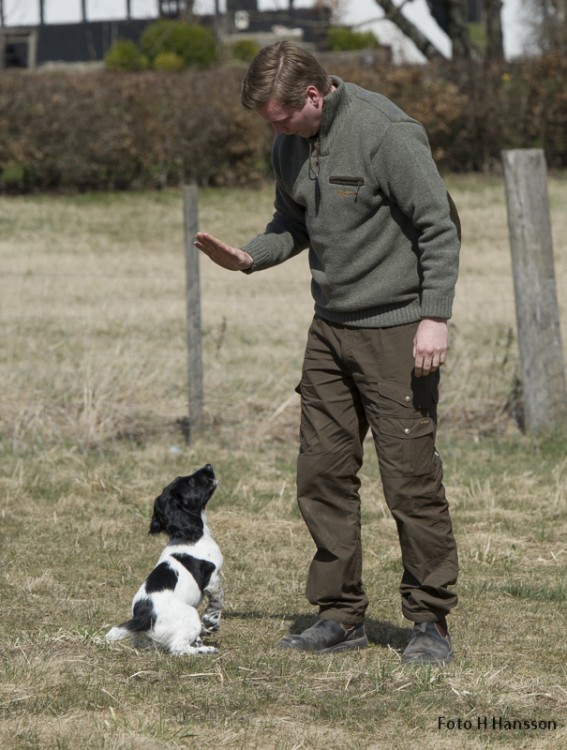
[104,39,149,72]
[0,55,566,193]
[327,28,380,51]
[0,69,270,192]
[139,20,217,69]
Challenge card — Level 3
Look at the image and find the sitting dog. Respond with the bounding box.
[105,464,224,655]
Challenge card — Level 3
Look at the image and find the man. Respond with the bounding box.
[195,41,460,664]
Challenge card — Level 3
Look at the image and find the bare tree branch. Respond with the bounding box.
[372,0,447,60]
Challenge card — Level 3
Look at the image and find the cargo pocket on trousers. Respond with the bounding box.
[378,378,438,415]
[378,416,436,477]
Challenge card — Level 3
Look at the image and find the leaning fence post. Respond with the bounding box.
[502,148,567,435]
[183,184,204,442]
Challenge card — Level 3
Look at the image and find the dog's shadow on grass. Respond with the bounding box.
[224,611,411,650]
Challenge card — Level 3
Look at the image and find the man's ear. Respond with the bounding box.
[305,85,323,108]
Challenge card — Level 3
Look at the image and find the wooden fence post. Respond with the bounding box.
[502,148,567,435]
[183,185,204,442]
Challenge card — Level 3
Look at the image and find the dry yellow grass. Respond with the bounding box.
[1,176,566,750]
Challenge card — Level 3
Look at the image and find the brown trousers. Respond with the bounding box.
[296,316,458,625]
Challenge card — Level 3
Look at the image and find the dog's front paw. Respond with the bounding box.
[202,611,222,632]
[194,645,219,654]
[170,641,219,656]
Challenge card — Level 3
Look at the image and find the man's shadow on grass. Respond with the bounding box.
[224,611,411,651]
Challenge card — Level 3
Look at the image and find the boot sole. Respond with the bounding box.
[401,649,454,665]
[279,635,369,653]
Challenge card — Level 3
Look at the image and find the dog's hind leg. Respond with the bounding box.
[202,573,224,632]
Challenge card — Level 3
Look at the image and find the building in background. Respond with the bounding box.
[0,0,332,70]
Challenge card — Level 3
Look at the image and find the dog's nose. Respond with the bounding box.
[204,464,218,485]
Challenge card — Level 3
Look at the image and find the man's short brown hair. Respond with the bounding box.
[241,41,332,111]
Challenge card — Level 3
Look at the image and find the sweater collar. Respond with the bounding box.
[312,75,347,154]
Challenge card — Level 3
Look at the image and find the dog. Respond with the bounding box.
[105,464,224,655]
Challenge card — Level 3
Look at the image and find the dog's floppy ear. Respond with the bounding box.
[148,485,204,542]
[149,494,166,535]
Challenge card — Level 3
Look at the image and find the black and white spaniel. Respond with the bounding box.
[105,464,224,655]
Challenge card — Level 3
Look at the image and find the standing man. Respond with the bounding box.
[195,42,460,665]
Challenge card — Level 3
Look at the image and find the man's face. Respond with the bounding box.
[257,87,324,139]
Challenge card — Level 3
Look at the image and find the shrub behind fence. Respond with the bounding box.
[1,54,566,193]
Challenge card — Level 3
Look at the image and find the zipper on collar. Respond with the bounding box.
[308,138,321,215]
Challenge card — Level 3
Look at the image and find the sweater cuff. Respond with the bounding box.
[420,293,454,320]
[241,237,273,273]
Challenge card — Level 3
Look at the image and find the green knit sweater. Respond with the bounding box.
[243,76,460,328]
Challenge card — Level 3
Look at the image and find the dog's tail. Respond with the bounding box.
[105,599,155,642]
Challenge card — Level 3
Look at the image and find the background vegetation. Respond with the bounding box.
[1,177,566,748]
[103,21,379,72]
[104,21,218,73]
[1,53,567,193]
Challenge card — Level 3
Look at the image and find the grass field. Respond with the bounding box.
[1,175,566,750]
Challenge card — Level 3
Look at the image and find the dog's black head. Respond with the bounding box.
[149,464,218,542]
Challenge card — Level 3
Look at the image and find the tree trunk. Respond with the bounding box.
[485,0,505,60]
[446,0,473,59]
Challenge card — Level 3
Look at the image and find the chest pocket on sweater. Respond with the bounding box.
[329,176,364,203]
